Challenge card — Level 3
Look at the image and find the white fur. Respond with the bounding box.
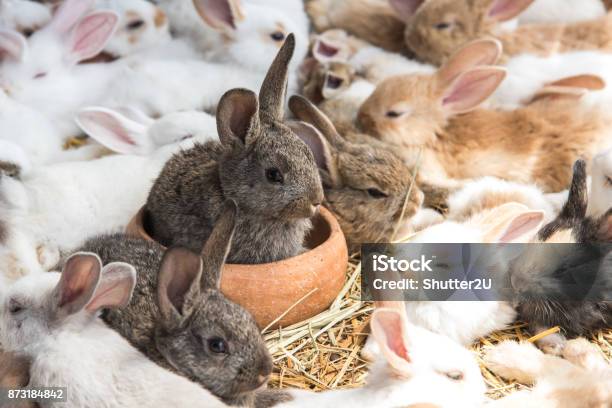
[0,0,51,33]
[279,309,486,408]
[0,109,218,282]
[517,0,605,25]
[588,148,612,217]
[0,267,228,407]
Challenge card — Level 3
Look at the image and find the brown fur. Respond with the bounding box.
[289,96,423,252]
[306,0,407,53]
[357,67,612,193]
[402,0,612,66]
[0,352,37,408]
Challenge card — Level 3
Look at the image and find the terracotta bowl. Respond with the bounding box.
[126,206,348,329]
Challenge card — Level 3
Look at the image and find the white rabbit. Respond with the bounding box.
[0,253,229,408]
[588,148,612,218]
[278,305,486,408]
[0,0,51,34]
[364,203,545,360]
[0,107,218,282]
[0,3,122,138]
[155,0,308,90]
[517,0,606,25]
[485,339,612,407]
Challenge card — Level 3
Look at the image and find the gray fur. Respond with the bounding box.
[77,203,274,406]
[144,34,324,264]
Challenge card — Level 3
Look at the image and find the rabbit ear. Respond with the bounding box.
[388,0,425,20]
[259,33,295,122]
[312,37,343,63]
[437,39,503,87]
[158,247,203,325]
[0,30,27,62]
[192,0,245,32]
[85,262,136,312]
[217,89,260,147]
[289,121,339,187]
[486,0,534,23]
[440,67,506,116]
[76,107,151,155]
[558,160,589,222]
[49,0,96,34]
[51,252,102,320]
[485,210,545,243]
[66,11,119,64]
[288,95,346,147]
[200,200,237,290]
[370,308,413,376]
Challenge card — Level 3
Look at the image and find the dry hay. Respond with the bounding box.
[264,255,612,398]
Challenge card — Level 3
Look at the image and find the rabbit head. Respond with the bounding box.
[288,95,422,252]
[97,0,170,57]
[76,106,217,155]
[193,0,308,74]
[367,304,486,406]
[357,39,505,146]
[214,34,324,222]
[153,202,272,403]
[0,0,118,96]
[389,0,534,65]
[0,252,136,353]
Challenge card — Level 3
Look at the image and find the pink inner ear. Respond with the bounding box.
[86,264,135,312]
[81,112,136,147]
[194,0,236,30]
[389,0,425,20]
[373,310,411,363]
[51,0,95,33]
[487,0,534,22]
[442,69,505,114]
[498,212,544,243]
[70,12,117,62]
[316,40,340,58]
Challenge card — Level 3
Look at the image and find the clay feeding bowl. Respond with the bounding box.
[126,206,349,330]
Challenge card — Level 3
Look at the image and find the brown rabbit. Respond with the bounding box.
[145,35,324,264]
[391,0,612,66]
[306,0,407,53]
[0,351,37,408]
[357,40,612,193]
[287,95,424,251]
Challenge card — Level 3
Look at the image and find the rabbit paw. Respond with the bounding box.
[562,338,606,370]
[253,389,293,408]
[484,341,542,384]
[535,333,566,356]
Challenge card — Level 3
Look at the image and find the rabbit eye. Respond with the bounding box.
[385,110,404,118]
[445,370,464,381]
[33,72,47,79]
[605,176,612,186]
[207,337,228,354]
[367,188,387,199]
[325,75,344,90]
[270,31,285,42]
[434,22,453,30]
[265,168,284,184]
[127,20,146,30]
[8,299,24,314]
[180,134,194,142]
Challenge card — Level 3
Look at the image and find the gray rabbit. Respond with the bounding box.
[78,202,282,407]
[144,34,325,264]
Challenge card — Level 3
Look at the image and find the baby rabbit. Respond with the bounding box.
[278,304,486,407]
[509,160,612,354]
[145,35,325,264]
[485,339,612,407]
[357,40,612,193]
[392,0,612,66]
[78,202,276,407]
[288,94,423,253]
[0,253,229,407]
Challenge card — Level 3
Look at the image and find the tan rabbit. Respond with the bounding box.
[306,0,406,53]
[288,95,423,252]
[391,0,612,66]
[357,40,612,193]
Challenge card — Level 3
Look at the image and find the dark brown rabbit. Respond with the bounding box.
[78,202,280,407]
[510,160,612,354]
[145,34,324,264]
[287,95,424,252]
